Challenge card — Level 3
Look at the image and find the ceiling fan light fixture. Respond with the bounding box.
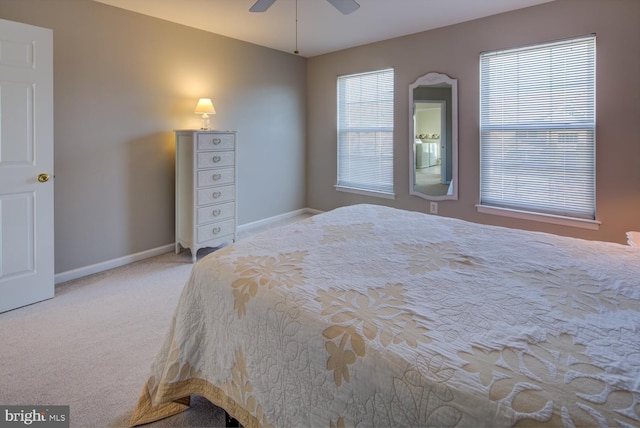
[249,0,361,55]
[249,0,360,15]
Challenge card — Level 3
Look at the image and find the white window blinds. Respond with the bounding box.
[337,68,394,195]
[480,35,596,219]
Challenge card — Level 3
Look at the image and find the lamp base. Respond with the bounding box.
[200,114,211,130]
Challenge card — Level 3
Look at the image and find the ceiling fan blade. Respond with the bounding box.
[326,0,360,15]
[249,0,277,13]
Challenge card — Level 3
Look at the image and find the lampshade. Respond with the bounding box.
[194,98,216,114]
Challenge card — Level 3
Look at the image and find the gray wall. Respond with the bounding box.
[2,0,638,277]
[306,0,640,244]
[0,0,307,273]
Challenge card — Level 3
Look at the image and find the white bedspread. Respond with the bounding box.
[131,204,640,427]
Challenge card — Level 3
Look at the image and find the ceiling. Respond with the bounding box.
[92,0,554,57]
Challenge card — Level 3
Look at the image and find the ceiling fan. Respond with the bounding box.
[250,0,360,15]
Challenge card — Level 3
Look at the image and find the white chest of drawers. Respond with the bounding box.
[175,130,237,262]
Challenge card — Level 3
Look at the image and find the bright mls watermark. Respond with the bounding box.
[0,406,69,428]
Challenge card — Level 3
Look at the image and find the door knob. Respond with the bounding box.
[38,173,50,183]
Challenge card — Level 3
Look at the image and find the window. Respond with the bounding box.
[336,68,394,198]
[479,36,596,225]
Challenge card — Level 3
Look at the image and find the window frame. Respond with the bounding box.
[477,35,599,230]
[335,68,395,199]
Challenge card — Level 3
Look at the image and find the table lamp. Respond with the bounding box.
[194,98,216,130]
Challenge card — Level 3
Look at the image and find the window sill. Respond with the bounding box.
[335,185,395,200]
[476,204,601,230]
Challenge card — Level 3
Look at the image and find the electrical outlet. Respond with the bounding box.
[430,202,438,214]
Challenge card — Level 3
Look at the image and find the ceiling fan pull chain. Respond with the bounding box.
[294,0,299,55]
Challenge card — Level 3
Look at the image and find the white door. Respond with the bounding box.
[0,19,54,313]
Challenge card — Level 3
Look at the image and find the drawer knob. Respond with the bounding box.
[212,209,221,217]
[212,155,221,163]
[212,226,221,235]
[212,173,222,181]
[212,138,221,145]
[212,191,222,199]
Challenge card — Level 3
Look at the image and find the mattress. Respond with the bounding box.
[131,204,640,427]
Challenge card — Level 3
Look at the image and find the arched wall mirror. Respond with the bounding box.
[409,72,458,201]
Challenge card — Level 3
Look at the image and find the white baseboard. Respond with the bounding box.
[54,208,322,285]
[54,244,175,285]
[237,207,321,234]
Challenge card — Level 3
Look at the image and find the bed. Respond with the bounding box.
[130,204,640,427]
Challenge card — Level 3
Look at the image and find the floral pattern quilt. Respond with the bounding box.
[131,204,640,427]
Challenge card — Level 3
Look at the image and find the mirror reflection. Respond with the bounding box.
[409,72,458,201]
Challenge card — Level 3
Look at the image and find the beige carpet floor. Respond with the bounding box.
[0,214,313,427]
[0,250,228,427]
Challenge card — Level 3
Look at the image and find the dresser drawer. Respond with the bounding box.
[197,202,235,225]
[197,219,235,244]
[197,167,234,187]
[197,151,235,169]
[197,185,235,206]
[197,133,235,151]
